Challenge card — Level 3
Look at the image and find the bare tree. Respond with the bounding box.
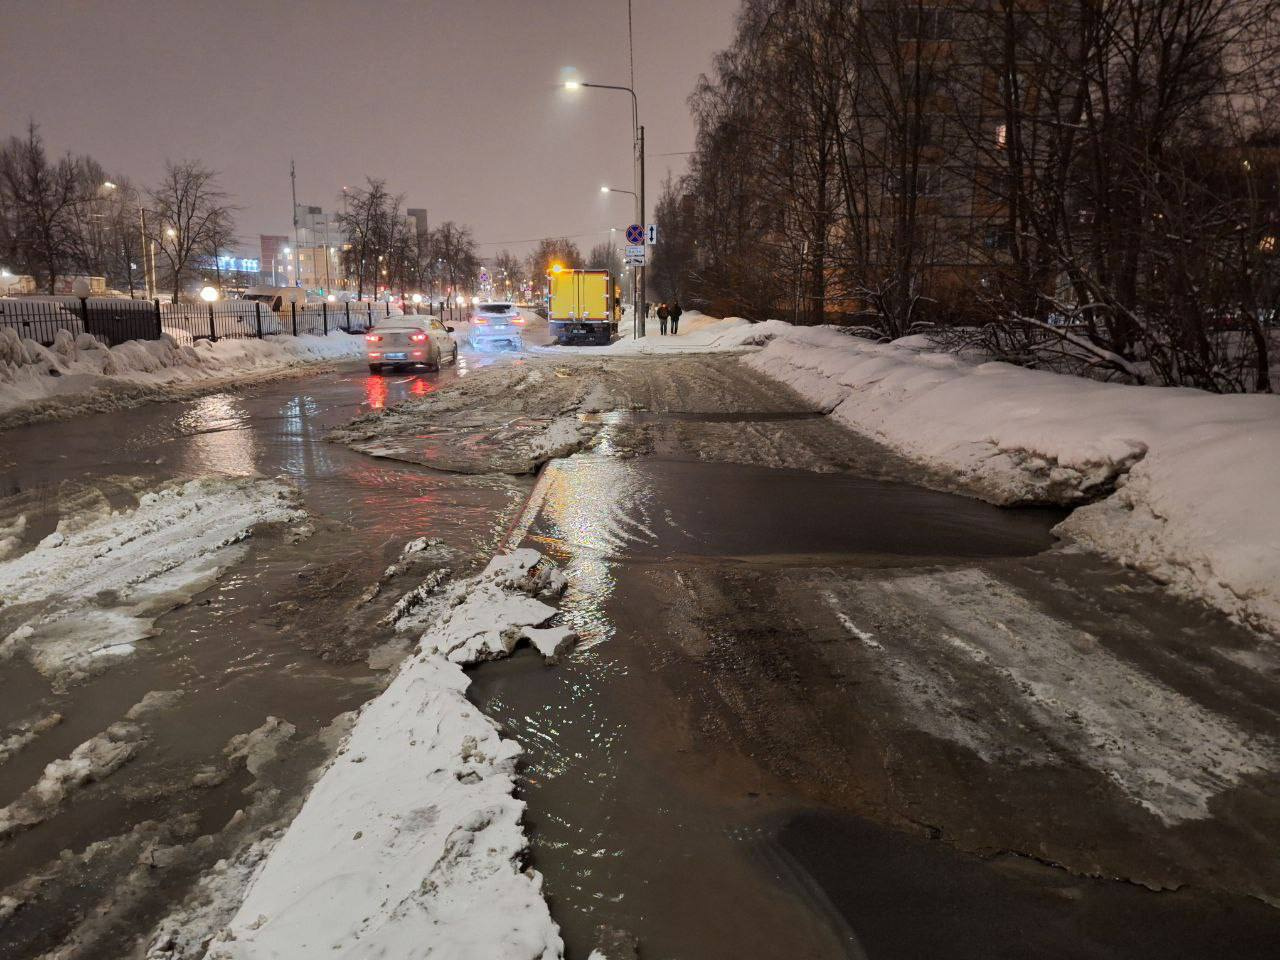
[493,249,526,300]
[146,160,235,302]
[429,221,480,298]
[526,238,583,280]
[336,178,401,300]
[0,122,84,293]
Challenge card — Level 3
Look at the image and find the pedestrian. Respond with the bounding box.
[669,299,683,335]
[657,302,669,335]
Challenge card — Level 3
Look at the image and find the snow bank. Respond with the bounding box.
[537,311,790,356]
[0,476,303,683]
[0,327,365,426]
[745,325,1280,634]
[207,549,570,959]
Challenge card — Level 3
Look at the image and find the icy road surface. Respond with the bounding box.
[2,345,1279,959]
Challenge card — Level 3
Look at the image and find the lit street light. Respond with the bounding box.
[565,77,645,337]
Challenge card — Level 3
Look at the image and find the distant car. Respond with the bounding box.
[365,315,458,373]
[468,302,525,350]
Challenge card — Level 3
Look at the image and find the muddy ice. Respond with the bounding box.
[4,352,1280,959]
[438,354,1280,958]
[0,368,529,959]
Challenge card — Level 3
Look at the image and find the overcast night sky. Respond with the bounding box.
[0,0,741,258]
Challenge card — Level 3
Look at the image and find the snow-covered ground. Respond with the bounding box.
[744,325,1280,635]
[207,549,572,959]
[0,328,365,426]
[0,476,304,686]
[534,310,790,356]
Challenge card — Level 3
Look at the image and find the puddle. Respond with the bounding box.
[0,362,527,956]
[581,410,828,424]
[523,455,1065,564]
[471,443,1280,959]
[777,811,1280,959]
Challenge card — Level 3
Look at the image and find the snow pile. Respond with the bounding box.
[538,311,790,356]
[0,719,145,840]
[207,549,571,959]
[0,327,365,425]
[745,325,1280,633]
[0,476,303,682]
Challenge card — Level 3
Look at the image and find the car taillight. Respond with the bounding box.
[513,317,525,324]
[409,333,428,342]
[365,334,382,342]
[473,317,488,324]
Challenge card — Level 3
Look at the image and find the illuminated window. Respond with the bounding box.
[995,123,1008,149]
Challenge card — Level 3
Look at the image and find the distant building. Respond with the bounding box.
[406,208,429,244]
[260,235,291,285]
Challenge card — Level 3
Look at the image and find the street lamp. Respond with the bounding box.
[565,78,645,337]
[601,185,636,199]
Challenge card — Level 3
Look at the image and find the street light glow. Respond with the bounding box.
[199,286,218,303]
[564,80,581,90]
[601,185,609,193]
[102,181,117,190]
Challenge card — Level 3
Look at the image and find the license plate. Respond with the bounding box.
[384,351,407,359]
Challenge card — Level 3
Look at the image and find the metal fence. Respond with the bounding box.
[0,297,420,348]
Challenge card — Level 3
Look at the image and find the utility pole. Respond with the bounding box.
[290,160,301,288]
[138,205,151,299]
[638,124,645,338]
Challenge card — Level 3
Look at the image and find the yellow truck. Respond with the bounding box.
[547,268,619,345]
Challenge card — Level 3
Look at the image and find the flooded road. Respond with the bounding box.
[4,349,1279,958]
[0,356,530,958]
[462,355,1280,959]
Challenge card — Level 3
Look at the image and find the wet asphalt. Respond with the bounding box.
[2,347,1279,958]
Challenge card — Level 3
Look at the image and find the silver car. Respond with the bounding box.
[467,302,525,350]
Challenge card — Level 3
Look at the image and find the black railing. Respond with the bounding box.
[0,297,417,348]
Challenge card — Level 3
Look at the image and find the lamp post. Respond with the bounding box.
[566,79,645,337]
[601,187,638,310]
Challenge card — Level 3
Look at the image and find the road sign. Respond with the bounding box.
[647,224,658,245]
[479,270,489,283]
[624,244,646,265]
[625,223,644,245]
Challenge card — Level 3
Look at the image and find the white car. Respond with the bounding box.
[365,315,458,373]
[468,302,525,350]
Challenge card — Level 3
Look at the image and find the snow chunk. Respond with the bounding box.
[745,325,1280,634]
[0,330,366,427]
[206,550,569,959]
[0,718,146,840]
[0,476,303,682]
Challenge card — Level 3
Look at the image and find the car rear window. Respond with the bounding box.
[479,303,514,313]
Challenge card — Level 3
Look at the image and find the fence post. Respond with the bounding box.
[78,297,89,340]
[153,299,162,339]
[291,301,298,336]
[208,303,216,341]
[255,302,263,338]
[322,301,328,335]
[385,301,391,318]
[345,301,351,332]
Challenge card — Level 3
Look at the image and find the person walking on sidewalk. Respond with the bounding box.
[657,302,670,335]
[669,299,683,335]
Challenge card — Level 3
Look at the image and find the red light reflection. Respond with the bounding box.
[364,375,388,409]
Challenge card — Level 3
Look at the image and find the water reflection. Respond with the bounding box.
[364,375,389,410]
[177,394,257,476]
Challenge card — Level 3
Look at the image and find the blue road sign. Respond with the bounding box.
[625,223,644,245]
